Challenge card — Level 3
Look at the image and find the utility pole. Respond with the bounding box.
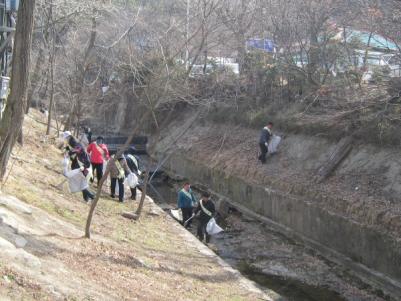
[185,0,189,70]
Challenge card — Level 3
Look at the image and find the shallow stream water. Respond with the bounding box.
[140,154,389,301]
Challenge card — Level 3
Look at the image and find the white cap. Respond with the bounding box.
[62,131,72,139]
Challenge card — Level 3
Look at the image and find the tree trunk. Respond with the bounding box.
[63,102,75,131]
[46,27,55,135]
[26,47,45,114]
[17,130,23,146]
[0,0,35,179]
[122,171,150,220]
[134,171,149,217]
[308,29,320,87]
[359,31,373,86]
[70,16,96,135]
[237,32,247,73]
[315,136,353,183]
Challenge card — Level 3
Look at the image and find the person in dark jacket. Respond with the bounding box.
[177,183,196,228]
[63,131,94,202]
[194,191,215,243]
[258,122,273,164]
[125,153,140,174]
[124,153,142,200]
[109,155,131,202]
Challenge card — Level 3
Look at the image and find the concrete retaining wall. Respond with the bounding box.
[161,152,401,298]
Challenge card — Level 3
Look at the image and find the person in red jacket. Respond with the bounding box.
[87,136,110,184]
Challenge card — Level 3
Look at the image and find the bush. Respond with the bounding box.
[247,109,270,128]
[371,66,391,83]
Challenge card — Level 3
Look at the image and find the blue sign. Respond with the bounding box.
[247,38,276,52]
[6,0,19,11]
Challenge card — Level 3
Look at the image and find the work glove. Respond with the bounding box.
[82,168,89,177]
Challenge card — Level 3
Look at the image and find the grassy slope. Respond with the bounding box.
[0,111,266,301]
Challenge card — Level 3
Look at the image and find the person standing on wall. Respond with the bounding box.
[258,122,273,164]
[87,136,110,185]
[194,191,215,244]
[177,182,196,228]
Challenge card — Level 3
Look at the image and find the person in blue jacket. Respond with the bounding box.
[177,182,196,228]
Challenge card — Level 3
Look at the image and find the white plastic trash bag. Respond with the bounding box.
[268,135,281,154]
[86,165,93,182]
[62,157,89,193]
[62,157,69,169]
[206,218,224,235]
[64,168,89,193]
[170,209,183,222]
[103,160,108,174]
[127,173,138,188]
[114,177,128,196]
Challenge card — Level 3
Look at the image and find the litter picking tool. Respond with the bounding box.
[183,213,196,227]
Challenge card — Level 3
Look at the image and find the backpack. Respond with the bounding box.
[75,146,91,169]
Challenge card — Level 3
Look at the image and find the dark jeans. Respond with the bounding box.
[92,163,103,183]
[111,177,124,202]
[181,207,193,228]
[197,220,210,243]
[130,186,143,200]
[258,143,268,163]
[82,189,94,202]
[130,187,137,200]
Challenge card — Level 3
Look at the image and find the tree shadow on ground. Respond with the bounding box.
[0,222,82,257]
[79,251,238,284]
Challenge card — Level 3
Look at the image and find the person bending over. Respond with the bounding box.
[194,192,215,243]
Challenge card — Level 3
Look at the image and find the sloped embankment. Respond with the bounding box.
[0,111,274,300]
[153,116,401,298]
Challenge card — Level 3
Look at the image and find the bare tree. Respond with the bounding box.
[0,0,36,179]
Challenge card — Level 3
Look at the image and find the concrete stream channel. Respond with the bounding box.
[143,157,390,301]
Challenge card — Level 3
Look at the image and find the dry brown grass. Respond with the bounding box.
[0,110,266,301]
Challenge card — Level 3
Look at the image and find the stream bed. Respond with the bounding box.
[146,170,391,301]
